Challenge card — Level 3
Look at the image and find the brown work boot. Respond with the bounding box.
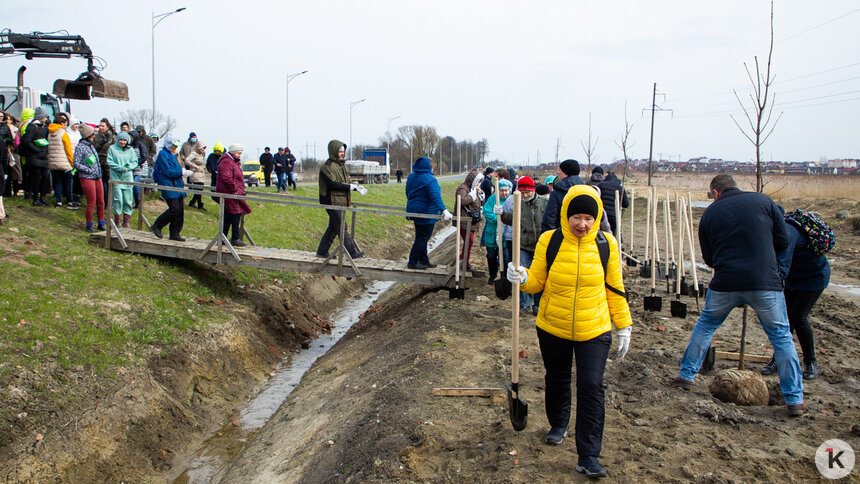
[672,376,693,391]
[787,402,808,417]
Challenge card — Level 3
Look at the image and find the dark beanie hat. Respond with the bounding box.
[517,176,535,191]
[567,194,599,220]
[559,159,580,176]
[536,184,550,196]
[592,166,604,174]
[484,166,495,175]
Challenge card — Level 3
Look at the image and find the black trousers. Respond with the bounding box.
[153,197,185,237]
[784,288,823,364]
[223,212,242,241]
[264,169,273,187]
[408,222,434,266]
[188,181,204,208]
[29,166,50,198]
[316,208,357,257]
[537,327,611,457]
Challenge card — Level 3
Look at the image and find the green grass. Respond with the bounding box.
[0,179,463,380]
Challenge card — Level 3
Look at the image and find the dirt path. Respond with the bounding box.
[223,198,860,483]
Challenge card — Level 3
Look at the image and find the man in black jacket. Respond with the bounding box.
[284,147,297,190]
[260,147,274,187]
[20,107,51,206]
[597,171,629,235]
[674,174,806,416]
[540,159,585,233]
[273,147,288,192]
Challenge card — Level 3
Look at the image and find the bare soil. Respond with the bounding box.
[222,197,860,483]
[4,195,859,483]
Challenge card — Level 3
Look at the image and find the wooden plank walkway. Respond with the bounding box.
[89,229,472,288]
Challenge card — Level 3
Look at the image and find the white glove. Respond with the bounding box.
[442,209,453,221]
[355,185,368,195]
[615,326,631,360]
[478,190,486,203]
[506,262,528,284]
[182,169,193,178]
[467,189,477,201]
[492,205,504,215]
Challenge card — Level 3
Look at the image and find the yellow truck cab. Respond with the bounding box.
[241,162,263,187]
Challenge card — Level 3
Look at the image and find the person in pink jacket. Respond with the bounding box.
[216,144,252,246]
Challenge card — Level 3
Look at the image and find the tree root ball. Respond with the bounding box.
[708,369,769,406]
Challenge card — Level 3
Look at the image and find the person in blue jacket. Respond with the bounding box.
[764,210,831,380]
[405,157,451,269]
[151,134,191,241]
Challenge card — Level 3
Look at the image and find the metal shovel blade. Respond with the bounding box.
[507,382,528,431]
[448,286,465,300]
[670,298,687,318]
[644,295,662,312]
[700,346,716,373]
[639,260,651,278]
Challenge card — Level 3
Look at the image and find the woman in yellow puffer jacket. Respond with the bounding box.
[508,184,632,479]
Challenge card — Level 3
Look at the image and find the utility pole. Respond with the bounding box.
[555,137,560,164]
[643,82,672,186]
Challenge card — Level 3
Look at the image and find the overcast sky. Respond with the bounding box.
[3,1,858,164]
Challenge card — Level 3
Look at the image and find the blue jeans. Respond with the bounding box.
[276,172,287,191]
[679,289,804,405]
[520,249,542,311]
[51,169,73,204]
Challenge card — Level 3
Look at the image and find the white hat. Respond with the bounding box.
[228,143,244,154]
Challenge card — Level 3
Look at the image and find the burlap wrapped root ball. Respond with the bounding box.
[709,369,770,406]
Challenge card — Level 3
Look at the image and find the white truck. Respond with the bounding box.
[0,67,71,120]
[346,148,390,184]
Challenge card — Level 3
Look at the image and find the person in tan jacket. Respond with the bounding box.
[184,142,208,210]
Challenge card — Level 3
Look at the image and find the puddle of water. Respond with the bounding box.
[173,225,457,483]
[829,283,860,297]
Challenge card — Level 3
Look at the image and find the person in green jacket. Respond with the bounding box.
[315,139,367,258]
[106,131,138,227]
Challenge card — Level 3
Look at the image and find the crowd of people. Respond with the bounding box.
[1,113,831,478]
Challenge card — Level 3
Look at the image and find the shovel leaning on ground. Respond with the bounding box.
[682,197,701,310]
[449,195,465,299]
[644,188,662,311]
[507,191,527,431]
[670,193,687,318]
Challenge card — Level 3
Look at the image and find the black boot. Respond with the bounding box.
[760,358,777,375]
[802,360,818,380]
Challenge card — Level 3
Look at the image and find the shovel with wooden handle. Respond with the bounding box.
[670,194,687,318]
[493,177,513,300]
[640,189,652,277]
[627,188,637,266]
[450,195,465,299]
[644,189,662,311]
[507,191,527,431]
[683,197,701,310]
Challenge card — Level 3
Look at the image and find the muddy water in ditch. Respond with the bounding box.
[171,226,457,484]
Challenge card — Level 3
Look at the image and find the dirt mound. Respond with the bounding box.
[222,217,860,483]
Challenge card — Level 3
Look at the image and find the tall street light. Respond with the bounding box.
[285,70,308,148]
[152,7,186,134]
[349,98,365,159]
[387,115,400,168]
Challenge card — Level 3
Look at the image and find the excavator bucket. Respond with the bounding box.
[53,75,128,101]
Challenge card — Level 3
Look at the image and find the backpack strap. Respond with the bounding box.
[545,229,628,301]
[596,231,628,300]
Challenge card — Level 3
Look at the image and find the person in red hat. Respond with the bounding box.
[500,176,547,314]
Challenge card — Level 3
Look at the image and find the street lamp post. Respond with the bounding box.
[152,7,186,134]
[349,98,366,159]
[386,114,400,167]
[285,70,308,148]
